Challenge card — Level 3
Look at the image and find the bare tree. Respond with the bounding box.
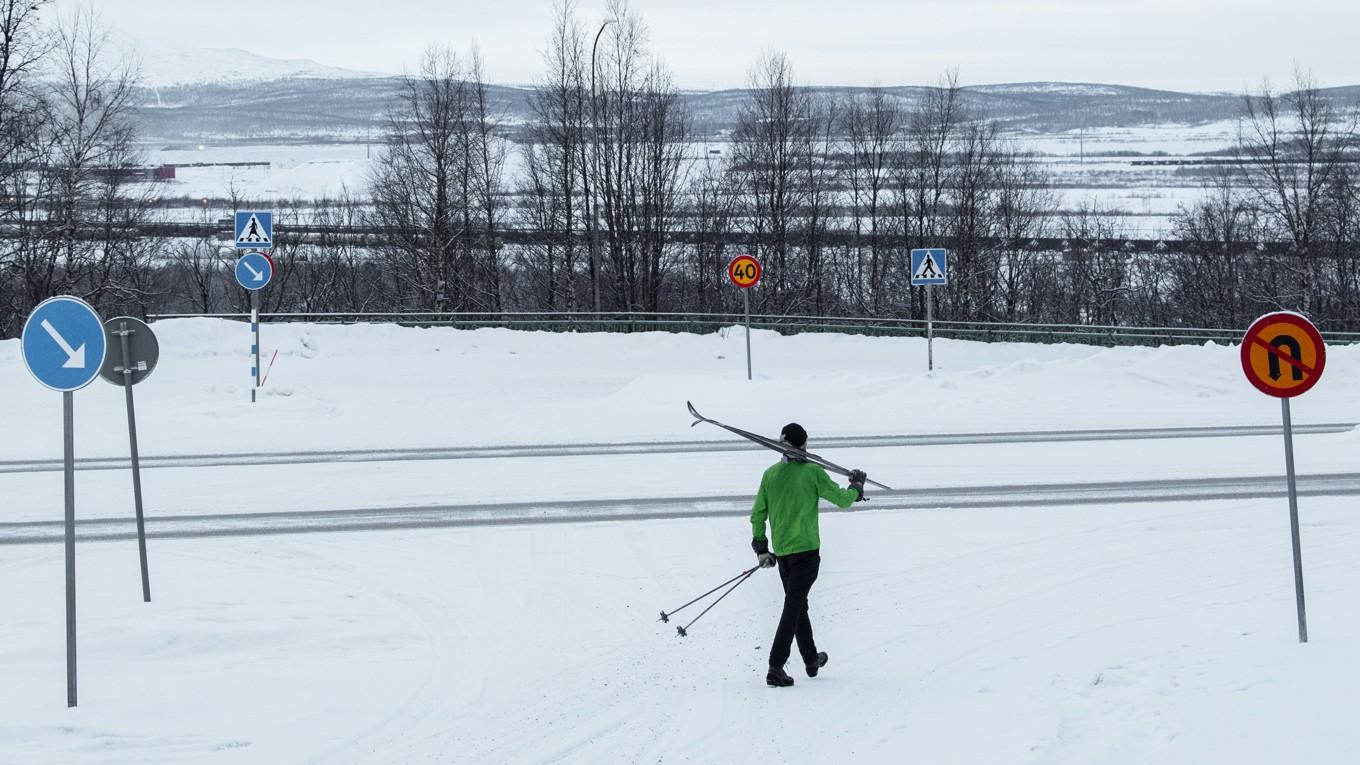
[799,94,837,313]
[1061,200,1131,325]
[0,6,143,329]
[592,0,689,311]
[1169,169,1265,326]
[898,70,965,249]
[0,0,52,192]
[843,87,900,312]
[893,70,966,320]
[520,0,587,311]
[992,149,1056,322]
[466,47,508,311]
[683,153,738,312]
[944,120,1003,319]
[729,52,815,309]
[368,46,468,312]
[1238,69,1359,311]
[168,206,231,314]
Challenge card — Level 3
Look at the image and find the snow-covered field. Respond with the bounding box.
[1011,119,1240,157]
[142,119,1240,236]
[3,322,1359,763]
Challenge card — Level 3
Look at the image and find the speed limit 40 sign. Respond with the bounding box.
[728,255,761,289]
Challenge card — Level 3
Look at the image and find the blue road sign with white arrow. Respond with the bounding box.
[910,248,949,287]
[234,211,273,249]
[21,296,107,392]
[235,252,274,290]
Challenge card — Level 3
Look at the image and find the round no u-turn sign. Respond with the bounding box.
[1241,312,1326,398]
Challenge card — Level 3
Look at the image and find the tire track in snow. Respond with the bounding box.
[3,472,1359,545]
[0,423,1349,475]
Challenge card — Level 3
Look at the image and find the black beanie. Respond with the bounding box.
[780,423,808,448]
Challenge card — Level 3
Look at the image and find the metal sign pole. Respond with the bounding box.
[117,321,151,602]
[926,285,935,372]
[1280,397,1308,643]
[251,289,261,404]
[63,391,77,708]
[743,289,752,381]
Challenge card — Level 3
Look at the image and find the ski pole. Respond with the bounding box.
[674,565,759,638]
[659,566,759,625]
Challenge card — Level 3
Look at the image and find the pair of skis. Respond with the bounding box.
[686,401,893,491]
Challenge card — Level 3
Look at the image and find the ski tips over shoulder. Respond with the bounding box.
[686,400,896,490]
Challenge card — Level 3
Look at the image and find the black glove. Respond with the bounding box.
[848,469,867,502]
[752,537,776,568]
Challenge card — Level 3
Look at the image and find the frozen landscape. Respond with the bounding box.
[5,0,1360,759]
[3,321,1360,763]
[126,47,1304,239]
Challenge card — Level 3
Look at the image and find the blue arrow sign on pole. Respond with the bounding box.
[234,211,273,249]
[910,248,949,287]
[235,252,274,291]
[21,296,107,392]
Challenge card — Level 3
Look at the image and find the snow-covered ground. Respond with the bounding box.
[3,322,1358,763]
[142,143,376,203]
[1011,119,1241,157]
[5,319,1358,459]
[140,120,1239,236]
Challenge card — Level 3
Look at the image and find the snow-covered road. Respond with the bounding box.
[0,422,1351,474]
[4,321,1360,762]
[2,428,1357,526]
[3,470,1360,544]
[4,497,1358,763]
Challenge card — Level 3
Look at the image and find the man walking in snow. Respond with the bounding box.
[750,422,867,687]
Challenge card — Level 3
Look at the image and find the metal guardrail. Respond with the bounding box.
[144,311,1360,347]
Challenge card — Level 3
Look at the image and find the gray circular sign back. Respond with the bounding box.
[100,316,160,386]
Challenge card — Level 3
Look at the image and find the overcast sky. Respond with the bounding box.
[94,0,1358,92]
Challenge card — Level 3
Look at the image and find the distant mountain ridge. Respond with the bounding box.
[138,47,392,87]
[129,50,1359,143]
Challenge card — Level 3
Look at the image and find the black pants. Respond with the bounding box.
[769,549,821,669]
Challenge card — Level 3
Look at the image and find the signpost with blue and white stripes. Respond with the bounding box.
[21,295,108,708]
[235,249,273,403]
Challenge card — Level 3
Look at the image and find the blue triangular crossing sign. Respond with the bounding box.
[235,212,273,249]
[911,248,948,286]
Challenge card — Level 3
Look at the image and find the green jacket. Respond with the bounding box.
[750,460,859,555]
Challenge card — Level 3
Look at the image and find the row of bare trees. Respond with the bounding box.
[1,0,1358,337]
[513,0,689,314]
[1166,72,1360,329]
[367,45,507,313]
[0,2,157,335]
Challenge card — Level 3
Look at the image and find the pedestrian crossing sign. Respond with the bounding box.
[235,211,273,249]
[911,248,948,286]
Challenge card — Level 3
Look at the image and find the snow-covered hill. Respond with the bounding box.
[136,46,390,87]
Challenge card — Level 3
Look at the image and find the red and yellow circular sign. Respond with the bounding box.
[728,255,762,289]
[1241,312,1326,398]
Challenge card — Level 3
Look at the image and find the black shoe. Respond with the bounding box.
[805,652,828,678]
[766,666,795,687]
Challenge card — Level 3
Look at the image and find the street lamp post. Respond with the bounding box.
[589,18,616,314]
